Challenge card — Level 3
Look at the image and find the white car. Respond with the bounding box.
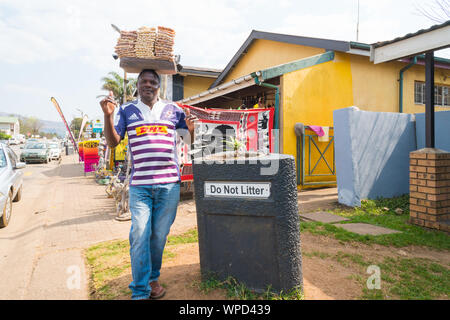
[0,143,25,228]
[48,142,62,160]
[8,138,19,145]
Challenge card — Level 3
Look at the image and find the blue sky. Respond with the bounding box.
[0,0,448,123]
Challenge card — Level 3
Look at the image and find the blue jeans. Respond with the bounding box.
[128,182,180,300]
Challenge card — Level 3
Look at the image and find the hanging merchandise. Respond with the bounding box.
[83,140,100,174]
[176,104,275,182]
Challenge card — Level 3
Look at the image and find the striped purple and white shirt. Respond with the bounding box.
[114,98,188,186]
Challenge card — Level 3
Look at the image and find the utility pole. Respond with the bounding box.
[356,0,360,42]
[123,71,127,104]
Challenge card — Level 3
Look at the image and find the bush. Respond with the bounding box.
[0,132,12,140]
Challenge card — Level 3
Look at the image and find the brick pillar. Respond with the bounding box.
[409,148,450,233]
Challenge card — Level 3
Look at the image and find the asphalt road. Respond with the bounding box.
[0,147,64,299]
[0,147,130,299]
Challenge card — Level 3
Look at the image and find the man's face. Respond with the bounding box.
[138,72,160,102]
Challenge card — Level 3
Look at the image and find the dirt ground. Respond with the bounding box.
[107,188,449,300]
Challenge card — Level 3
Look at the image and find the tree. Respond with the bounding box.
[414,0,450,23]
[70,117,83,140]
[19,117,43,135]
[100,72,137,105]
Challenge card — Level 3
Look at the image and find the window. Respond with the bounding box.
[0,149,6,168]
[414,81,450,107]
[6,148,17,168]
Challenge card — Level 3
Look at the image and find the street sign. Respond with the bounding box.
[93,121,103,133]
[204,181,271,199]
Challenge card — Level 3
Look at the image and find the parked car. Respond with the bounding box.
[48,142,62,160]
[20,142,51,164]
[8,138,19,145]
[0,143,25,228]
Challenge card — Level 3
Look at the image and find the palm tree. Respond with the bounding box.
[100,72,137,105]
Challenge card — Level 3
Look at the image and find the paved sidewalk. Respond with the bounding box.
[22,154,198,299]
[23,154,129,299]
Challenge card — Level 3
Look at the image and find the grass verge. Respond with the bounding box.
[301,194,450,249]
[86,228,304,300]
[194,274,304,300]
[303,249,449,300]
[85,229,198,300]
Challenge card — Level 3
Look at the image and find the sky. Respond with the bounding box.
[0,0,449,124]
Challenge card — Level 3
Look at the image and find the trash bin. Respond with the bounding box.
[193,153,302,293]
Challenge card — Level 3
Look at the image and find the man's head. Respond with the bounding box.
[137,69,160,103]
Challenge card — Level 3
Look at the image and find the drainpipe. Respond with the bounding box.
[252,74,280,130]
[399,56,418,113]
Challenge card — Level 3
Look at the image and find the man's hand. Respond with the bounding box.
[100,91,117,116]
[184,108,198,133]
[100,91,121,148]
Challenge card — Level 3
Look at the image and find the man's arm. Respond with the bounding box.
[100,92,122,148]
[103,113,121,148]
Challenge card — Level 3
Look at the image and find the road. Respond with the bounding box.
[0,147,130,299]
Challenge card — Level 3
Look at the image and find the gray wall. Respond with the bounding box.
[333,107,416,207]
[415,110,450,152]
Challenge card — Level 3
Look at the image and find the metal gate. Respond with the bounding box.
[296,125,336,186]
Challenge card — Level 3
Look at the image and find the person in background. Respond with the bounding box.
[253,97,264,109]
[100,69,197,300]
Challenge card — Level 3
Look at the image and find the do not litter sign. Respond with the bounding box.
[204,181,271,199]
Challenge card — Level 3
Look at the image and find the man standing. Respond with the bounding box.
[100,69,196,300]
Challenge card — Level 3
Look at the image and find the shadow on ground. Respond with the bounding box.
[42,163,84,179]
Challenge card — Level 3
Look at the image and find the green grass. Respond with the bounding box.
[362,257,450,300]
[195,274,304,300]
[301,194,450,249]
[85,229,199,299]
[302,248,449,300]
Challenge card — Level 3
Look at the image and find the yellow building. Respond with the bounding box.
[172,66,222,101]
[178,30,450,188]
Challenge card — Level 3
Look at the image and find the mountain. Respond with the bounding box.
[0,112,68,137]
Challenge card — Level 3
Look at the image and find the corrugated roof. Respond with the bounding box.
[178,65,222,77]
[372,20,450,48]
[0,116,19,123]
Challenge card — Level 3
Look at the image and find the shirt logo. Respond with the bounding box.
[128,113,139,120]
[135,125,168,135]
[164,110,173,119]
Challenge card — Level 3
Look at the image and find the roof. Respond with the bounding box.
[371,20,450,64]
[178,66,222,78]
[210,28,450,88]
[372,20,450,48]
[209,30,350,89]
[0,117,19,124]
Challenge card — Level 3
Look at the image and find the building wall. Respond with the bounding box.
[183,75,216,99]
[415,110,450,152]
[0,121,19,136]
[281,52,354,185]
[402,64,450,114]
[333,107,416,207]
[350,54,450,114]
[223,39,325,84]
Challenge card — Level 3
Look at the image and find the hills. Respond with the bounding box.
[0,112,67,137]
